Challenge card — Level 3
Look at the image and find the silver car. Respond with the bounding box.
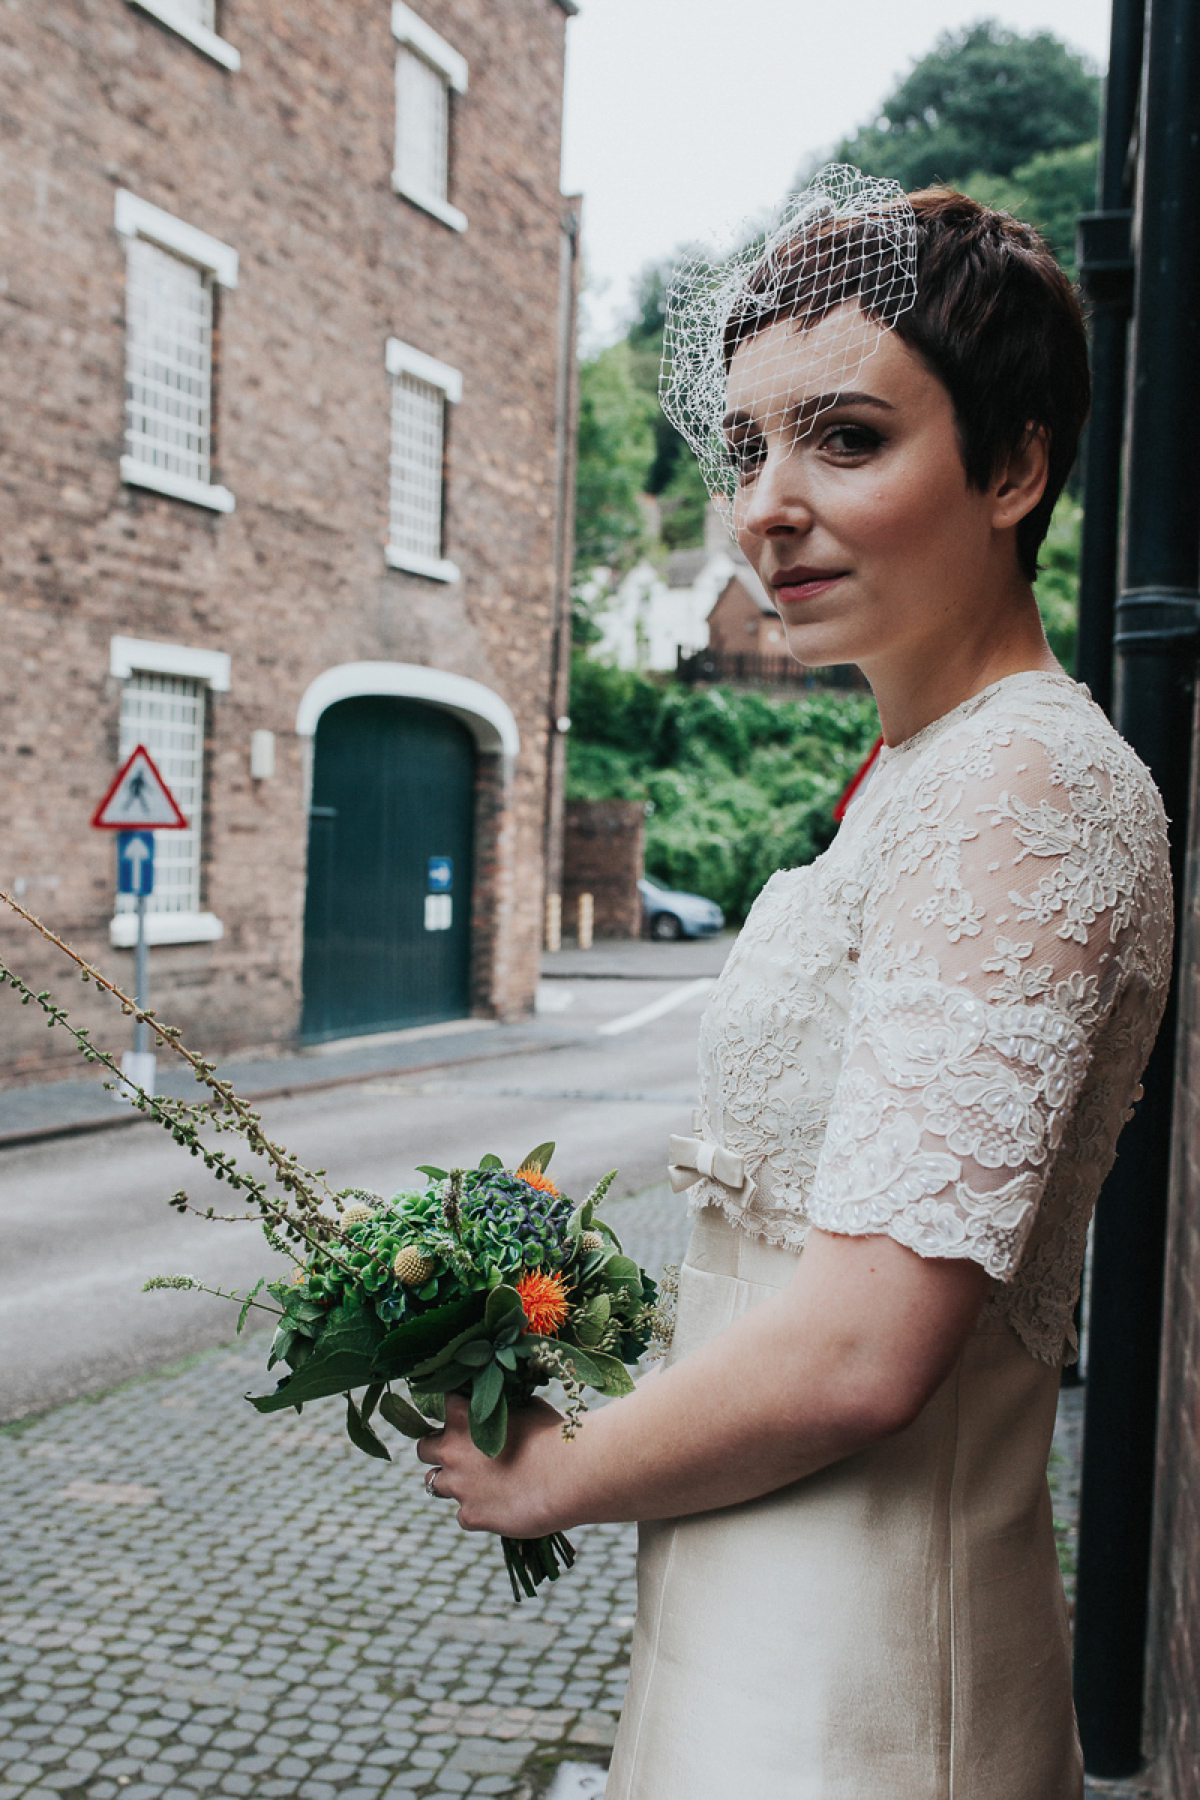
[639,875,725,941]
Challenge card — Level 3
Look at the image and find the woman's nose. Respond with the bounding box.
[736,447,814,542]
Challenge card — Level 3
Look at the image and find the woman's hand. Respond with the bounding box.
[416,1394,571,1537]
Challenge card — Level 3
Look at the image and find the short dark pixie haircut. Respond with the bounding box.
[723,189,1091,580]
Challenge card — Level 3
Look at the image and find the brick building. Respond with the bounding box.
[1146,685,1200,1799]
[705,572,787,660]
[0,0,579,1075]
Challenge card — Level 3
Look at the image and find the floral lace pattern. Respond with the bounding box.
[690,673,1171,1363]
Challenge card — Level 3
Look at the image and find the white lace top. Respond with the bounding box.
[690,672,1172,1364]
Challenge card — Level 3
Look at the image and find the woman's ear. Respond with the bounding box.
[991,424,1050,531]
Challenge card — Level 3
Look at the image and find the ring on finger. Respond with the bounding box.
[424,1464,443,1499]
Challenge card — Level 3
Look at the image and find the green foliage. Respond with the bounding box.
[959,142,1098,279]
[567,657,880,920]
[573,341,656,576]
[658,452,709,551]
[835,21,1100,191]
[1034,496,1082,673]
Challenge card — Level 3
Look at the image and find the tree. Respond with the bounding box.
[573,341,656,578]
[836,21,1100,192]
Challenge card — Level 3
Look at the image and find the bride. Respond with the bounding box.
[418,173,1172,1798]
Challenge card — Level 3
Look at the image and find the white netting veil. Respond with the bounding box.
[660,165,919,525]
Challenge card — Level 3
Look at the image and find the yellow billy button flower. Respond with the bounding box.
[580,1229,605,1253]
[393,1245,436,1286]
[340,1202,374,1227]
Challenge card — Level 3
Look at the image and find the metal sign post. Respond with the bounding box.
[118,831,156,1095]
[92,747,188,1103]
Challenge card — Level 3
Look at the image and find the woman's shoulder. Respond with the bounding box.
[905,671,1166,830]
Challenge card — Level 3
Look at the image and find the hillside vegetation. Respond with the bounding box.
[566,662,880,921]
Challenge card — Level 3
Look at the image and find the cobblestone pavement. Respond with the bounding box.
[1,1178,1092,1800]
[0,1185,691,1800]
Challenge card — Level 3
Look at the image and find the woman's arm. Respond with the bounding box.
[416,1228,988,1536]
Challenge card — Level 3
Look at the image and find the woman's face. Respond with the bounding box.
[725,305,1019,673]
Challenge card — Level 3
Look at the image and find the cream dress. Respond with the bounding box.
[607,672,1171,1800]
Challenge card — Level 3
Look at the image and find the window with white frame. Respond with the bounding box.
[392,2,468,232]
[115,673,206,919]
[126,0,241,72]
[108,637,229,946]
[386,339,462,584]
[115,191,237,513]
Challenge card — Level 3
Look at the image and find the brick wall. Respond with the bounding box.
[0,0,574,1076]
[562,800,645,940]
[1146,681,1200,1799]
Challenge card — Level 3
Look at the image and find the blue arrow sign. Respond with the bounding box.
[427,856,453,893]
[117,830,155,896]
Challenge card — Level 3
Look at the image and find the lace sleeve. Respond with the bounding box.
[806,720,1154,1280]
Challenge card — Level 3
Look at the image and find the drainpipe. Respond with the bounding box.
[1072,0,1200,1776]
[1073,0,1143,716]
[543,201,582,927]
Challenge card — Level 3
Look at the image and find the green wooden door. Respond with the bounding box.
[301,696,475,1042]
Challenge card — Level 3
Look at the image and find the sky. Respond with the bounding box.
[560,0,1112,346]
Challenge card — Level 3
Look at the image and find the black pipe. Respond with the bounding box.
[1073,0,1143,715]
[1072,0,1200,1776]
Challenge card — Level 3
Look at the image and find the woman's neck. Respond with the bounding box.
[863,584,1060,748]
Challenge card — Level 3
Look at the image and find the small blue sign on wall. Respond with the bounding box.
[427,857,453,893]
[117,830,156,896]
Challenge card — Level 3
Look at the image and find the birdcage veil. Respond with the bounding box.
[660,165,919,526]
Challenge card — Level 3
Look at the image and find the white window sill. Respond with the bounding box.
[391,175,467,234]
[127,0,241,70]
[121,457,235,514]
[110,911,224,948]
[385,545,460,584]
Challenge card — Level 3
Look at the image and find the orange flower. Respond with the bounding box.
[516,1269,571,1336]
[515,1164,560,1197]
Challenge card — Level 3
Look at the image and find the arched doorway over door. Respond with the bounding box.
[301,696,475,1041]
[295,663,520,1045]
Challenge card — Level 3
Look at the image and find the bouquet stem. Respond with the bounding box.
[502,1531,577,1602]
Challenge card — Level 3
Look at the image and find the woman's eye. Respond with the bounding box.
[820,423,883,457]
[725,434,766,480]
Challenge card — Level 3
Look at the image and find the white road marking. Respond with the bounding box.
[596,978,715,1037]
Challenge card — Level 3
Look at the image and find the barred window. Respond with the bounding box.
[391,3,467,232]
[125,237,213,490]
[385,339,461,583]
[115,673,205,918]
[396,48,448,207]
[390,373,445,564]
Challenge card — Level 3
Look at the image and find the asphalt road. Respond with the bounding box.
[0,976,712,1422]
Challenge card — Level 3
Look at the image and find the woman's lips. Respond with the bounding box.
[772,572,847,604]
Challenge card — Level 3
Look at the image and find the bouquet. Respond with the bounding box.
[0,893,666,1601]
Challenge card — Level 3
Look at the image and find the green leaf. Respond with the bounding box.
[477,1153,503,1170]
[372,1293,486,1381]
[516,1141,555,1174]
[469,1390,508,1458]
[360,1382,384,1423]
[379,1391,437,1438]
[409,1359,475,1394]
[416,1165,448,1181]
[457,1339,494,1368]
[345,1394,392,1460]
[236,1278,265,1335]
[484,1285,526,1331]
[574,1347,635,1397]
[410,1388,445,1423]
[470,1359,504,1426]
[496,1347,518,1371]
[604,1255,642,1299]
[247,1302,384,1413]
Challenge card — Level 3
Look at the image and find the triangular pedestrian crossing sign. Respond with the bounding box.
[92,745,188,830]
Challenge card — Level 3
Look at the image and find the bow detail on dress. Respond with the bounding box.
[668,1135,757,1208]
